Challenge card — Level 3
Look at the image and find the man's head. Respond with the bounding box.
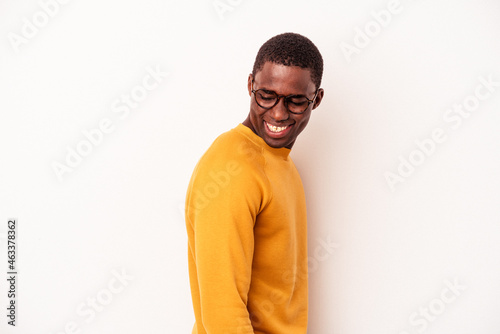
[243,32,324,149]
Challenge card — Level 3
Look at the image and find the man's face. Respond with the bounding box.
[243,61,324,149]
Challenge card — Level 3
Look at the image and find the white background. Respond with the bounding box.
[1,0,499,333]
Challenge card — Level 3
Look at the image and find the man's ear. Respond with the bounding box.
[312,88,325,110]
[247,74,253,96]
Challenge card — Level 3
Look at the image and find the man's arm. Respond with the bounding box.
[186,154,268,333]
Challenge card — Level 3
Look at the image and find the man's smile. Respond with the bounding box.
[263,120,293,138]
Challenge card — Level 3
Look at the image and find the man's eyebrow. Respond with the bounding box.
[261,88,276,94]
[259,87,308,96]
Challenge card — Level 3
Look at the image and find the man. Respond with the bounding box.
[185,32,324,334]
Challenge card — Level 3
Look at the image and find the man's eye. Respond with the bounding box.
[289,102,307,108]
[289,97,308,105]
[258,93,275,100]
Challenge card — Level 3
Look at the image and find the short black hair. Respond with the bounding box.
[252,32,323,90]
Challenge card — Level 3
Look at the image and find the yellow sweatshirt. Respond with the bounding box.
[185,123,308,334]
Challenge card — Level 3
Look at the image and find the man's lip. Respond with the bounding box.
[263,120,293,139]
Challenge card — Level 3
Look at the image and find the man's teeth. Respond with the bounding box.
[266,122,288,133]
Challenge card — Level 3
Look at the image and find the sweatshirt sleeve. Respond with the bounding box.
[186,149,269,333]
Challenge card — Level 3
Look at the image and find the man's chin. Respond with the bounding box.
[262,136,290,149]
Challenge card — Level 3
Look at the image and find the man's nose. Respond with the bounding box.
[269,97,289,121]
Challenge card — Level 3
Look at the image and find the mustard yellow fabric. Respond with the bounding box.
[185,123,308,334]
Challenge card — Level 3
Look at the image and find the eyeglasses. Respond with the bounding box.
[251,81,319,114]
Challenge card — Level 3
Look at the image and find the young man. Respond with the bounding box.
[185,32,324,334]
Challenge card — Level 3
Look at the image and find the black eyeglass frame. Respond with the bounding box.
[251,80,319,115]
